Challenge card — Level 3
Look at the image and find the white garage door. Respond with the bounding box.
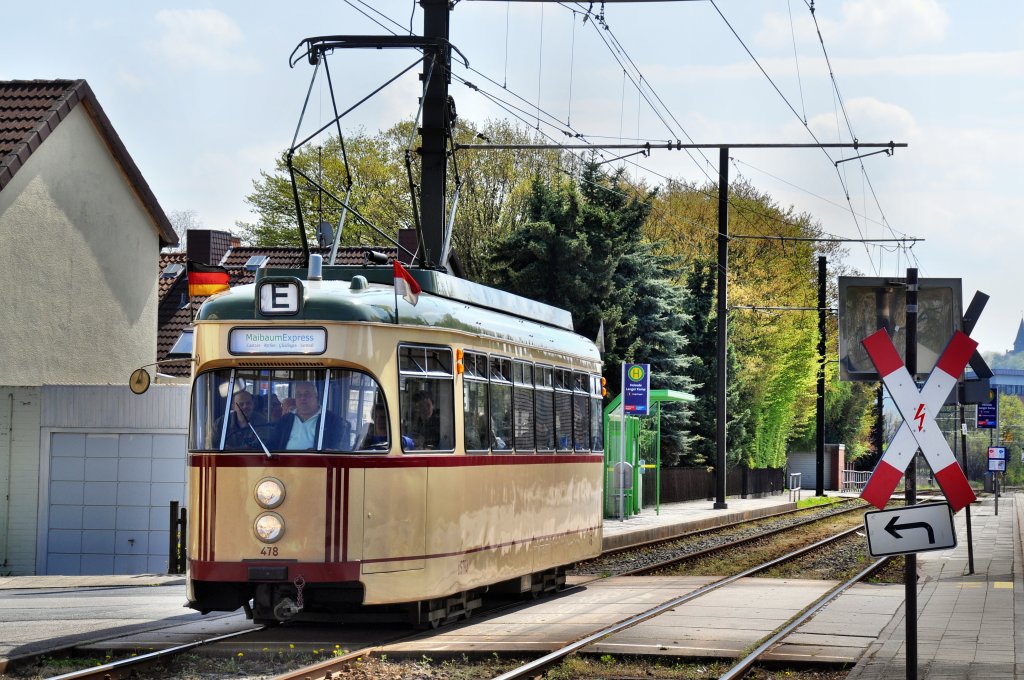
[46,432,186,575]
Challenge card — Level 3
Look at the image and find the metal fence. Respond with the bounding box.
[842,469,872,493]
[788,472,802,502]
[655,466,786,505]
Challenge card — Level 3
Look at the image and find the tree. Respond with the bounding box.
[488,162,699,464]
[237,119,563,278]
[166,209,202,252]
[679,259,754,467]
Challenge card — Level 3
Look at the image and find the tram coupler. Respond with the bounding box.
[273,597,302,621]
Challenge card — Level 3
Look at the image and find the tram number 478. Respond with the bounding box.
[260,546,280,557]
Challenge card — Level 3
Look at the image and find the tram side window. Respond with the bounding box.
[535,366,555,451]
[399,345,455,451]
[463,352,489,452]
[554,368,573,452]
[590,374,604,452]
[489,356,513,451]
[573,371,591,451]
[513,361,535,452]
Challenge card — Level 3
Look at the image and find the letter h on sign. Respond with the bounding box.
[258,280,300,316]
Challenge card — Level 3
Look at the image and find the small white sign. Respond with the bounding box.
[229,328,326,355]
[259,281,300,315]
[865,502,957,557]
[989,459,1006,472]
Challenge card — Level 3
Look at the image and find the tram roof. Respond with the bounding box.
[197,265,599,360]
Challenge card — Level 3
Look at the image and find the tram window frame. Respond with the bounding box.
[534,365,555,452]
[189,368,389,454]
[488,356,513,452]
[512,360,536,453]
[554,368,573,452]
[399,344,455,452]
[572,371,591,452]
[590,374,604,452]
[462,351,489,453]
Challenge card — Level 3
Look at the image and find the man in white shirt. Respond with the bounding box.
[274,381,348,450]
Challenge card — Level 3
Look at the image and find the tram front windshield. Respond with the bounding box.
[190,368,388,453]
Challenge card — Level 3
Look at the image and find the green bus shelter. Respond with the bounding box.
[603,389,695,519]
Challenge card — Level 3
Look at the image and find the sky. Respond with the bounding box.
[2,1,1022,356]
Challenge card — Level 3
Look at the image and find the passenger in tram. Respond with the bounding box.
[216,389,267,450]
[362,403,413,450]
[268,394,283,422]
[409,390,440,449]
[274,381,348,451]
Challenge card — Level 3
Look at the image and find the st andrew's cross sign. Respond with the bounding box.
[860,329,977,512]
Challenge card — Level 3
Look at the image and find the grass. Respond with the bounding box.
[796,496,839,509]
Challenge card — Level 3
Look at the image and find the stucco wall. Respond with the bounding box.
[0,105,160,386]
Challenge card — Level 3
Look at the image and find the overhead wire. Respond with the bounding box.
[337,2,905,272]
[708,0,879,274]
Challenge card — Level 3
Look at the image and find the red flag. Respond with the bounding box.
[187,261,230,297]
[393,260,421,306]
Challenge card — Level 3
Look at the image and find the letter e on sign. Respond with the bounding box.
[258,280,300,316]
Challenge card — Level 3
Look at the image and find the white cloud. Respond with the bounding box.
[153,9,257,72]
[802,97,918,142]
[837,0,949,49]
[756,0,949,51]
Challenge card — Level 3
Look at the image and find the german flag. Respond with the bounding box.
[187,261,230,297]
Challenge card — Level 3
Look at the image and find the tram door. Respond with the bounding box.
[362,468,426,573]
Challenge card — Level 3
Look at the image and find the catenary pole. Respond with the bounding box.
[905,267,918,680]
[715,146,729,509]
[816,256,826,496]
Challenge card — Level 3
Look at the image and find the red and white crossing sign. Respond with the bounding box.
[860,329,977,512]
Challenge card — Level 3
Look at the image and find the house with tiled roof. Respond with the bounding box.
[0,79,183,576]
[0,79,178,385]
[157,229,406,377]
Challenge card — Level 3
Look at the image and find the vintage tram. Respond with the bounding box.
[185,261,605,625]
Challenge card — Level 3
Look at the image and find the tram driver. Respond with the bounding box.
[274,381,348,451]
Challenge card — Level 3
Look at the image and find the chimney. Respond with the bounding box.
[186,229,234,265]
[398,228,419,265]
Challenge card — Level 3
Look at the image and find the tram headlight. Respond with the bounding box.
[254,512,284,543]
[254,477,285,509]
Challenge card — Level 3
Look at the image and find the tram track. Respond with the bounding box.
[23,500,893,680]
[490,524,890,680]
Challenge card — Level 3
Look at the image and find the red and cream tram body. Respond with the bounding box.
[186,264,604,625]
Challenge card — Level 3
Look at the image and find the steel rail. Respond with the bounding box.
[718,555,891,680]
[46,626,264,680]
[491,523,867,680]
[618,501,867,577]
[598,498,860,560]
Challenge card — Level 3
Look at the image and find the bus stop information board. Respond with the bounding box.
[623,363,650,415]
[977,392,997,429]
[989,446,1007,472]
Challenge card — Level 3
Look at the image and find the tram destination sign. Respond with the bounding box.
[865,502,957,557]
[229,327,327,355]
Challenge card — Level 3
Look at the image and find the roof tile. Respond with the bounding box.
[156,242,398,376]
